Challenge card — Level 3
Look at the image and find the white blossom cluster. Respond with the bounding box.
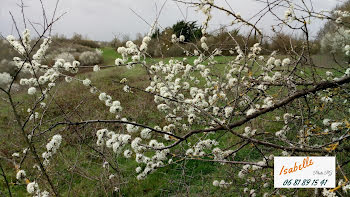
[284,3,295,22]
[197,1,213,34]
[322,119,344,131]
[11,32,81,97]
[212,179,232,188]
[244,188,257,197]
[334,10,350,24]
[16,169,26,180]
[93,65,100,72]
[186,139,218,156]
[27,182,49,197]
[238,156,270,179]
[42,134,62,166]
[322,189,337,197]
[212,147,234,162]
[95,127,172,180]
[115,23,155,68]
[242,126,256,137]
[98,92,123,117]
[7,32,27,55]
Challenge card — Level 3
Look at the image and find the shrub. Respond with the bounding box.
[55,52,75,63]
[78,50,103,65]
[0,59,18,76]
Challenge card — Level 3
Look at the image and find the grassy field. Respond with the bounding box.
[0,48,349,196]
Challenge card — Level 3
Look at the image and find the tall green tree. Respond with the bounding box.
[172,20,202,42]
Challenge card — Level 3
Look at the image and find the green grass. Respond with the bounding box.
[101,47,122,65]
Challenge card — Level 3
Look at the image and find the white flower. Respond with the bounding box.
[82,78,91,86]
[136,166,142,173]
[27,182,38,194]
[213,180,219,187]
[321,96,333,103]
[126,124,139,133]
[322,188,337,197]
[117,47,126,54]
[109,101,122,113]
[243,188,248,193]
[282,58,290,66]
[73,60,80,67]
[224,107,233,118]
[143,36,151,44]
[179,35,185,42]
[16,170,26,179]
[326,71,333,76]
[171,34,177,43]
[263,182,269,188]
[217,180,232,188]
[136,173,146,180]
[186,148,194,156]
[124,149,132,158]
[132,55,140,62]
[283,113,292,123]
[246,108,256,116]
[123,85,131,93]
[93,65,100,72]
[140,128,152,139]
[201,42,209,51]
[274,59,281,66]
[238,170,245,178]
[12,152,20,157]
[99,92,108,101]
[48,83,55,88]
[194,50,199,56]
[345,68,350,76]
[115,58,124,66]
[42,134,62,164]
[40,191,50,197]
[323,119,331,126]
[343,184,350,193]
[331,122,343,131]
[285,9,292,19]
[28,87,37,95]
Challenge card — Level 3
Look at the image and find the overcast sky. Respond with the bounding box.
[0,0,344,41]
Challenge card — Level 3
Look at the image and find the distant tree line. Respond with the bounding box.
[109,20,321,58]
